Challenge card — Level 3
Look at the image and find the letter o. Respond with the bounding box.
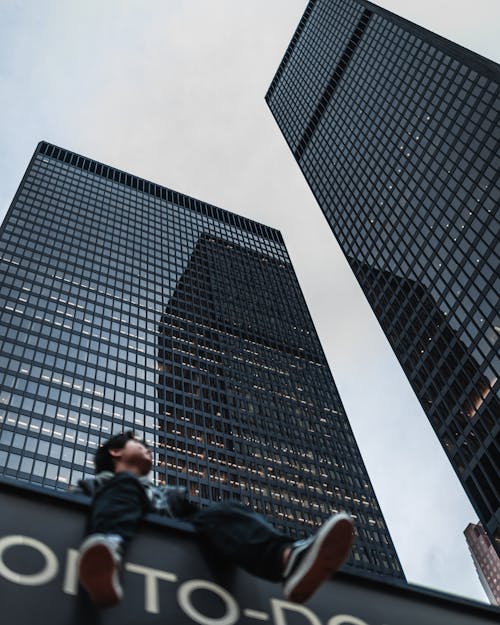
[0,535,59,586]
[177,579,240,625]
[328,615,370,625]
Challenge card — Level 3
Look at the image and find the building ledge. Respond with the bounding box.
[1,476,498,624]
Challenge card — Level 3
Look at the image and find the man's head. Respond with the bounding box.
[94,431,152,476]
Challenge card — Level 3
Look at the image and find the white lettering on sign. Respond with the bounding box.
[328,616,370,625]
[177,579,240,625]
[62,548,79,595]
[243,608,270,620]
[0,535,59,586]
[125,562,177,614]
[271,598,323,625]
[0,533,392,625]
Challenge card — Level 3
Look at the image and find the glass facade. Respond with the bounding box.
[0,141,404,579]
[267,0,500,555]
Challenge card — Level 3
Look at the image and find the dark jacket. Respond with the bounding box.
[77,471,199,518]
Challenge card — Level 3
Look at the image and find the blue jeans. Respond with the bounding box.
[88,472,292,582]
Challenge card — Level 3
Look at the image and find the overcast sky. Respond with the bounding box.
[1,0,498,604]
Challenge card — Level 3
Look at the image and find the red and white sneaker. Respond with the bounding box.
[78,534,124,607]
[283,512,355,603]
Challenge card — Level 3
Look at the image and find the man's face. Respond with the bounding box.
[113,439,153,476]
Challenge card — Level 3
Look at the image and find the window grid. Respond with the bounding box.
[267,0,500,554]
[1,142,403,579]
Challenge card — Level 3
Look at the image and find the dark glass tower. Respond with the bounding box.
[0,141,404,579]
[266,0,500,554]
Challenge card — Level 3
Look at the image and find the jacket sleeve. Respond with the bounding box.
[73,478,97,497]
[73,471,115,498]
[152,486,199,518]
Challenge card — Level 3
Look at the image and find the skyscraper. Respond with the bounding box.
[266,0,499,554]
[0,141,404,580]
[464,523,500,605]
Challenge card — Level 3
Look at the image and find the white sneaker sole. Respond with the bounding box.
[283,512,354,603]
[79,542,123,607]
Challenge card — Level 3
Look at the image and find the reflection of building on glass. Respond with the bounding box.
[349,259,499,538]
[1,142,403,581]
[266,0,500,555]
[157,232,405,579]
[464,522,500,605]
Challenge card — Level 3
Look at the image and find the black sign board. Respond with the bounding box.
[1,479,498,625]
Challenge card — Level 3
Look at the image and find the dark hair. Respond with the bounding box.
[94,431,136,473]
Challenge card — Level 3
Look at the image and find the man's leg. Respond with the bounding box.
[79,472,150,607]
[190,502,354,603]
[189,501,292,581]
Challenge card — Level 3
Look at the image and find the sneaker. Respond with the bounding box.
[78,534,124,607]
[283,512,354,603]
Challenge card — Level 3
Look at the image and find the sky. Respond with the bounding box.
[1,0,498,605]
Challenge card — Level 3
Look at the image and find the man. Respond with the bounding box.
[77,431,354,608]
